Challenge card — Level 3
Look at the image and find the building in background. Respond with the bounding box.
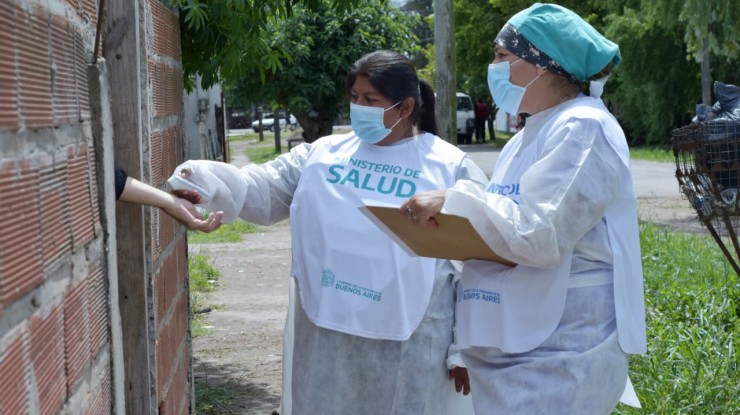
[183,77,225,161]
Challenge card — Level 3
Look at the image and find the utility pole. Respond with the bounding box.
[433,0,457,144]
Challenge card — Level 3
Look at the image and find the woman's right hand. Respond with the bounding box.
[400,189,448,229]
[171,167,203,204]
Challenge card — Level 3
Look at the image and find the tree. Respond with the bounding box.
[169,0,363,90]
[453,0,505,99]
[225,0,420,142]
[401,0,434,69]
[676,0,739,104]
[452,0,740,145]
[599,0,739,145]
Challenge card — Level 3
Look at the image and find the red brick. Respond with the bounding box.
[75,30,90,121]
[151,208,162,262]
[40,161,72,268]
[150,130,163,188]
[65,0,78,13]
[0,161,43,311]
[50,16,78,126]
[150,62,184,118]
[0,2,18,131]
[83,362,111,415]
[67,144,95,247]
[87,146,101,229]
[155,317,173,397]
[0,329,29,414]
[161,126,183,186]
[30,305,66,415]
[64,278,90,394]
[87,266,108,354]
[16,4,53,129]
[172,353,190,415]
[81,0,96,23]
[151,1,181,60]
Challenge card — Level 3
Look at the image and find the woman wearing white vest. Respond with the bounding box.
[401,4,647,415]
[170,50,486,414]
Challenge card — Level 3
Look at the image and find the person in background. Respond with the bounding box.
[487,99,497,141]
[115,168,222,232]
[474,96,490,143]
[515,112,529,130]
[400,4,646,414]
[169,50,486,415]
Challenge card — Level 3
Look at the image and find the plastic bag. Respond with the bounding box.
[692,81,740,123]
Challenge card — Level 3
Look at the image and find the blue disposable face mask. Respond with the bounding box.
[350,101,403,144]
[487,59,541,116]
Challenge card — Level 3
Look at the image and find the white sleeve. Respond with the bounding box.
[444,119,622,268]
[171,143,311,225]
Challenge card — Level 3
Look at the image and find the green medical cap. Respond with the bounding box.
[508,3,620,82]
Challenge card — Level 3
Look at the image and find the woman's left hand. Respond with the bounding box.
[449,366,471,395]
[400,189,447,229]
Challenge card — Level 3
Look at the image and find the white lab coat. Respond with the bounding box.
[175,133,486,415]
[442,96,646,415]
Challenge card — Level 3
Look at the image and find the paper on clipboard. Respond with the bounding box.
[359,204,516,266]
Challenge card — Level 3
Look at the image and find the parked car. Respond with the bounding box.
[433,92,475,143]
[251,112,298,132]
[455,92,475,143]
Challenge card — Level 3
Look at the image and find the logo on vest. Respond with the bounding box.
[459,287,501,304]
[321,268,336,287]
[321,268,383,302]
[487,182,520,198]
[325,157,423,197]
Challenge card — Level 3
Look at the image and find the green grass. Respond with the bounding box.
[614,222,739,414]
[195,378,245,415]
[245,144,289,164]
[630,145,675,163]
[486,130,514,149]
[188,220,259,244]
[188,254,220,337]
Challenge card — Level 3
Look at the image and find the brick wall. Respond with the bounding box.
[0,0,110,413]
[150,0,192,404]
[0,0,192,413]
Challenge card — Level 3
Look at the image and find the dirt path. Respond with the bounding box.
[191,222,291,414]
[191,136,701,414]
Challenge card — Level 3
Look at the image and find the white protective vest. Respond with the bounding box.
[456,98,647,354]
[290,132,465,340]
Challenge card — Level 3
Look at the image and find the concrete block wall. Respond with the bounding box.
[0,0,192,413]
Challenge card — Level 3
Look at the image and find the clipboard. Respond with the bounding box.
[360,205,516,266]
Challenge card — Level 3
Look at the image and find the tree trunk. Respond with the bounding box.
[297,110,334,143]
[434,0,456,144]
[701,33,712,105]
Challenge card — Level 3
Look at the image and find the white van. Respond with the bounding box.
[456,92,475,143]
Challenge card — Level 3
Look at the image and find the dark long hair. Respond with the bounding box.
[346,50,439,136]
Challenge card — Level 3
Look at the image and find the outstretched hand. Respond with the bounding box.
[164,196,223,233]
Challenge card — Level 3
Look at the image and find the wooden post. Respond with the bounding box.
[103,0,154,413]
[434,0,457,144]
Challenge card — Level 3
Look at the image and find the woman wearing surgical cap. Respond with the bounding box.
[402,3,647,414]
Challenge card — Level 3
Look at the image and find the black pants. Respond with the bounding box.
[475,120,486,143]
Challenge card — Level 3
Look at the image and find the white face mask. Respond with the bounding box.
[350,101,403,144]
[487,59,542,116]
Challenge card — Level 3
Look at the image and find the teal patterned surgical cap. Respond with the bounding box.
[504,3,620,82]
